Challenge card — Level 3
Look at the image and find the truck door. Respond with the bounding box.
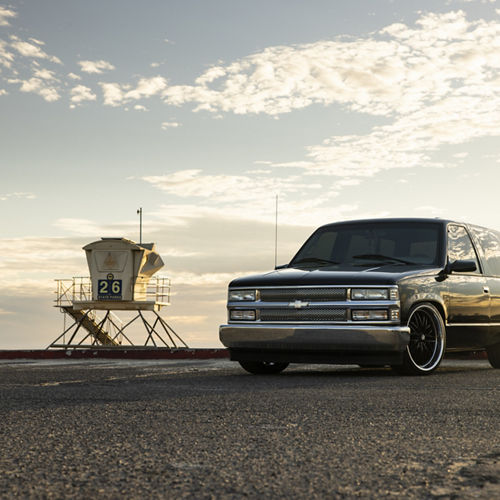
[467,225,500,348]
[444,224,489,349]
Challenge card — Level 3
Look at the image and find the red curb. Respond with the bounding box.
[0,349,486,361]
[0,349,230,360]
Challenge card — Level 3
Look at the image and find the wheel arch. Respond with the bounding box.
[401,297,447,326]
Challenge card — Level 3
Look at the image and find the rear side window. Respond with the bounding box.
[469,225,500,277]
[447,225,480,273]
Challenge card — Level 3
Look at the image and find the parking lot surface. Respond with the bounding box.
[0,359,498,499]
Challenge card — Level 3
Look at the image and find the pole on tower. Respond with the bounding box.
[137,207,143,244]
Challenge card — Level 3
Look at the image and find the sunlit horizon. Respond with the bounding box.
[1,1,500,348]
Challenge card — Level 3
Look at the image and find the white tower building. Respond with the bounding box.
[50,238,187,349]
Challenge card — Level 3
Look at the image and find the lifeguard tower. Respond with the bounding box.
[49,237,187,349]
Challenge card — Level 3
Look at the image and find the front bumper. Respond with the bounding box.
[219,323,410,365]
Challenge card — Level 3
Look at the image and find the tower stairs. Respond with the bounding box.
[60,306,118,346]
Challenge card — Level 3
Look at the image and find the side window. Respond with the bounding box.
[469,226,500,277]
[447,225,480,273]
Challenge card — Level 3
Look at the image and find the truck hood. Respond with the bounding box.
[229,265,443,288]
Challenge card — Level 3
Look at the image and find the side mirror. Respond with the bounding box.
[448,259,477,273]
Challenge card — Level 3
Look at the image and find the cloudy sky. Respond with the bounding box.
[1,0,499,348]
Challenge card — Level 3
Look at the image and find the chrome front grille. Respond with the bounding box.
[258,287,347,323]
[259,287,346,302]
[259,308,347,322]
[227,286,399,324]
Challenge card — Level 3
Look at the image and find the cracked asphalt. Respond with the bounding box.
[0,358,498,499]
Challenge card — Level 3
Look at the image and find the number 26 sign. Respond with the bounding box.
[98,273,122,300]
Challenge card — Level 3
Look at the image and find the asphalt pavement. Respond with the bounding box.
[0,359,498,499]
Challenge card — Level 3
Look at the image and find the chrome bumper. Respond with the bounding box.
[219,324,410,352]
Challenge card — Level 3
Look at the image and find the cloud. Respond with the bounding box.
[100,82,123,106]
[125,76,167,99]
[11,38,61,64]
[0,40,14,68]
[0,237,88,298]
[161,121,179,129]
[78,59,115,74]
[0,237,83,262]
[0,89,6,96]
[148,196,359,229]
[157,11,500,119]
[75,10,499,186]
[199,10,496,181]
[195,66,226,85]
[12,77,60,101]
[141,169,322,204]
[0,192,36,201]
[138,167,393,227]
[70,84,96,103]
[275,81,500,179]
[68,72,81,80]
[0,6,16,26]
[100,76,168,106]
[1,32,63,101]
[33,68,56,80]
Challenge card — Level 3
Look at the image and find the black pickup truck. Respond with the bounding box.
[220,218,500,375]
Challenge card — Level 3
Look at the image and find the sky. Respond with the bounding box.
[1,0,499,348]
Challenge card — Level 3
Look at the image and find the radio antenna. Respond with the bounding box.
[274,195,278,268]
[137,207,143,244]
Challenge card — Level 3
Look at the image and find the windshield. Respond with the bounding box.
[290,222,444,269]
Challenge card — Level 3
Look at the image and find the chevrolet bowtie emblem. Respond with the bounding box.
[289,300,309,309]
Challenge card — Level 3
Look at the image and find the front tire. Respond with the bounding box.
[238,361,289,375]
[486,343,500,368]
[393,303,446,375]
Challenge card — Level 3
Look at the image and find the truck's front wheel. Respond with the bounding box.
[238,361,289,375]
[393,303,446,375]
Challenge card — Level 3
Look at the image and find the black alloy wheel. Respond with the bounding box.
[393,303,445,375]
[238,361,289,375]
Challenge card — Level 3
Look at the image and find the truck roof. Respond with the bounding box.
[319,217,456,229]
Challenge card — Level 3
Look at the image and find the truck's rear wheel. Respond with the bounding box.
[486,342,500,368]
[238,361,289,375]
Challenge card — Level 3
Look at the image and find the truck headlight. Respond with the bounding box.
[228,289,256,301]
[351,288,389,300]
[230,310,256,321]
[352,310,388,321]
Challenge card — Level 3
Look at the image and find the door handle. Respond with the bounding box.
[483,286,490,294]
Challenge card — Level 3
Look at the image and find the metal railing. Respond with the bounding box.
[54,276,171,307]
[149,276,171,306]
[55,277,92,306]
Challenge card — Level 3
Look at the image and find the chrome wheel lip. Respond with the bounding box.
[406,304,445,372]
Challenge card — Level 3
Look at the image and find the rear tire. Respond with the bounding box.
[392,303,445,375]
[486,343,500,368]
[238,361,289,375]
